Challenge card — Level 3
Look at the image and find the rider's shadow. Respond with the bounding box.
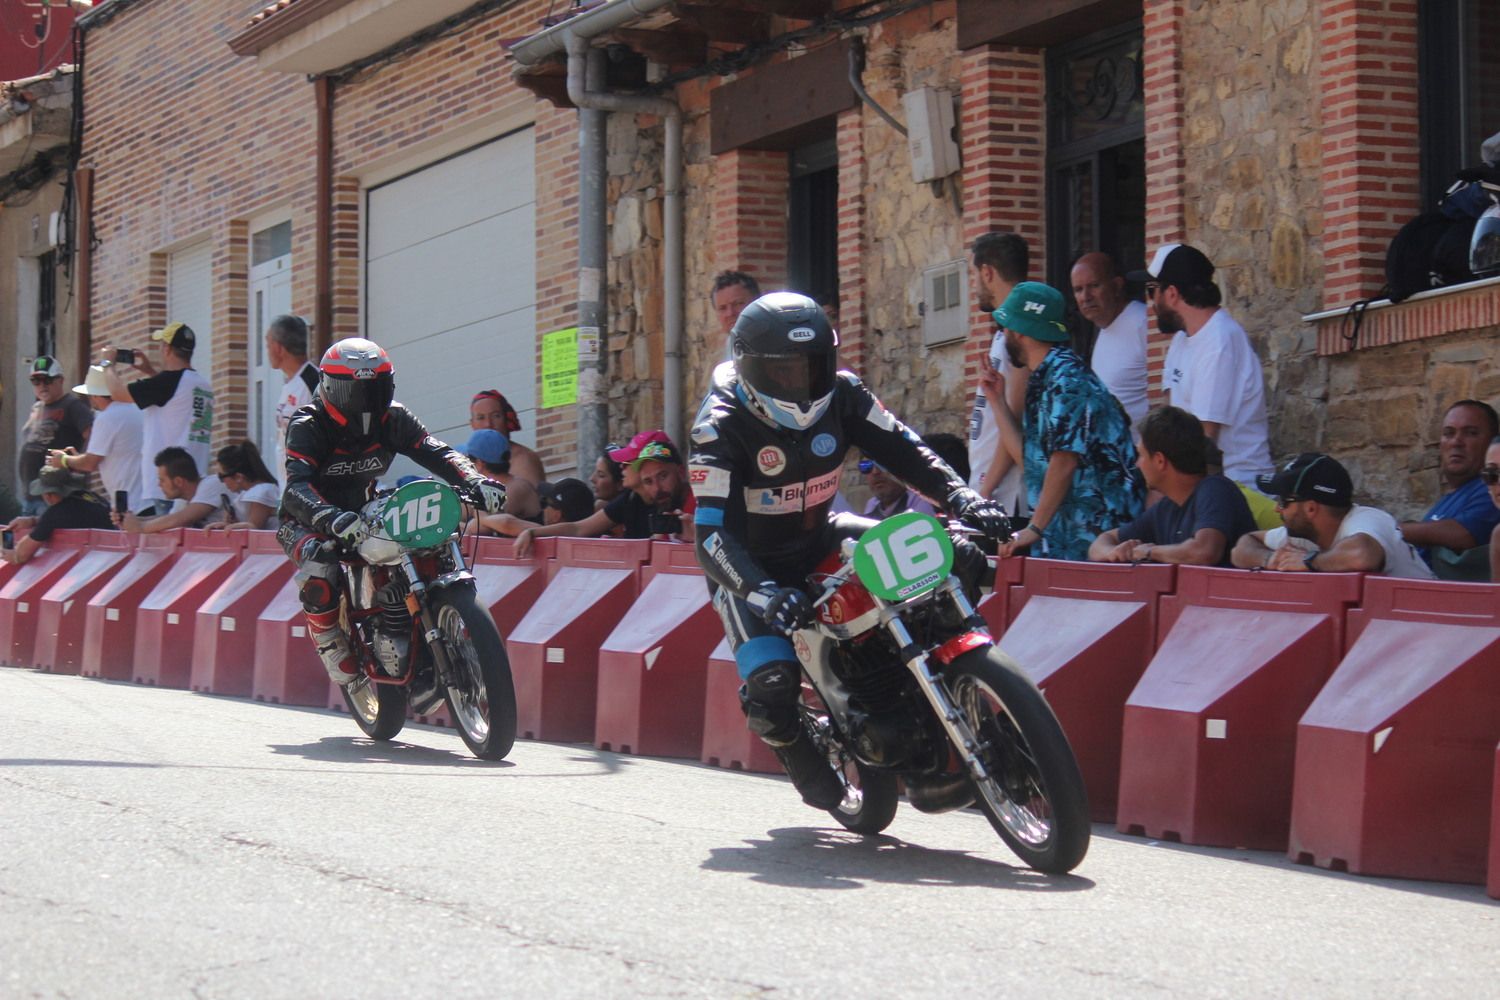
[267,736,514,767]
[702,826,1094,892]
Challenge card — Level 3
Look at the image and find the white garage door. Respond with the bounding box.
[365,130,537,479]
[168,241,214,382]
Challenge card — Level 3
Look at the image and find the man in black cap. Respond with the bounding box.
[1230,452,1434,578]
[1129,244,1272,487]
[18,355,93,516]
[538,478,596,525]
[105,322,215,514]
[1,467,114,566]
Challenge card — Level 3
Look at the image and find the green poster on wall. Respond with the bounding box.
[541,327,578,408]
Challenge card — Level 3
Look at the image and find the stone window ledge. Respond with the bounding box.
[1308,276,1500,356]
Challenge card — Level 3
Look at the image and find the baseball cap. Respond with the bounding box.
[994,281,1069,342]
[459,429,511,466]
[1255,453,1353,507]
[1126,243,1216,289]
[30,355,62,380]
[632,440,684,469]
[30,466,88,497]
[73,364,111,396]
[609,429,671,465]
[151,322,196,354]
[538,478,595,522]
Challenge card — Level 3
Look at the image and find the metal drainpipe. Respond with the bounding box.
[574,48,609,474]
[564,31,684,448]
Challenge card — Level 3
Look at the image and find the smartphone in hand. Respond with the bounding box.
[114,491,129,515]
[2,530,13,550]
[115,347,135,365]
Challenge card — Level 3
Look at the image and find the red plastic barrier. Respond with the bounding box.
[975,555,1025,634]
[252,578,329,706]
[508,537,650,742]
[595,542,721,758]
[1288,576,1500,883]
[1118,566,1363,850]
[0,529,90,667]
[190,532,295,697]
[35,530,136,674]
[81,532,183,680]
[132,529,245,688]
[1489,745,1499,900]
[700,637,780,773]
[996,558,1176,822]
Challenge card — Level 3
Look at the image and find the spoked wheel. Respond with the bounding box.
[805,711,899,835]
[945,647,1090,874]
[433,588,517,761]
[342,672,408,741]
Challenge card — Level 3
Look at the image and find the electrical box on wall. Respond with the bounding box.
[920,259,967,347]
[902,87,960,183]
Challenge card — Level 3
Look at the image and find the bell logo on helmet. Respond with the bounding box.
[787,327,817,342]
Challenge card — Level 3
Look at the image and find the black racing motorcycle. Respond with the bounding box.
[788,511,1090,874]
[330,478,516,760]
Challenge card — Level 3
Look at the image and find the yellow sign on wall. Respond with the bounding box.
[541,327,577,409]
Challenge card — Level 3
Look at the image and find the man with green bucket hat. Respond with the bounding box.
[988,281,1143,561]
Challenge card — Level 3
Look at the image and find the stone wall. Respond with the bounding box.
[1179,0,1327,466]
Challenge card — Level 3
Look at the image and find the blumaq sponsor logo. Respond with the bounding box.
[745,468,842,514]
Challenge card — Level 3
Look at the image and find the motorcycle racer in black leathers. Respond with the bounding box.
[690,292,1009,809]
[278,338,505,684]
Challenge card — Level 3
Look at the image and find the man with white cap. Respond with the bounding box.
[105,322,215,514]
[1128,244,1272,485]
[46,362,145,513]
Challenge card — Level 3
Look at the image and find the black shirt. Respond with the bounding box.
[603,490,653,539]
[30,492,116,542]
[1115,475,1256,567]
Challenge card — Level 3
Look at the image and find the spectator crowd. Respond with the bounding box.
[4,245,1492,588]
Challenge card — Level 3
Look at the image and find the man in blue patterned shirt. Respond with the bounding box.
[989,282,1144,560]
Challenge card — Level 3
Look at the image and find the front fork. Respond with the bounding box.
[885,582,995,784]
[401,546,459,688]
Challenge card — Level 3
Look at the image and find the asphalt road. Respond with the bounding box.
[1,668,1495,999]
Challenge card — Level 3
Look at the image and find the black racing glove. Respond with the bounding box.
[471,478,506,514]
[947,487,1012,541]
[748,585,815,636]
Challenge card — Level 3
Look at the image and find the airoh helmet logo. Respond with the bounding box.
[787,327,817,342]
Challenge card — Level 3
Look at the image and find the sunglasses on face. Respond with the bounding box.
[1481,466,1500,485]
[30,376,54,386]
[858,460,876,474]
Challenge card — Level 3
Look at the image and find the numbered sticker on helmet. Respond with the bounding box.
[852,511,955,601]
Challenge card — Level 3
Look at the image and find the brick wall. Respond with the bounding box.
[1318,0,1421,310]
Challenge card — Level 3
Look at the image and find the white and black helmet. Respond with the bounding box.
[730,291,838,431]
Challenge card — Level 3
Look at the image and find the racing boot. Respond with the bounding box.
[742,662,844,810]
[305,607,358,685]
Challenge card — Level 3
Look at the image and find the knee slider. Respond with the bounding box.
[299,577,338,614]
[740,661,801,741]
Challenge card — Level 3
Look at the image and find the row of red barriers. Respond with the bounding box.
[2,530,1498,893]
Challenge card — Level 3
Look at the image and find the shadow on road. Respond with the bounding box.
[702,826,1095,891]
[266,736,514,768]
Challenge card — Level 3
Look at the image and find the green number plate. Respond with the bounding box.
[852,511,955,601]
[376,479,462,549]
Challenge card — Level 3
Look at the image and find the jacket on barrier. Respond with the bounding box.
[689,362,966,595]
[280,399,479,530]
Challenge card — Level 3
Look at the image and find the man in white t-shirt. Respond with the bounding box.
[966,232,1030,517]
[113,446,229,533]
[1230,452,1434,579]
[45,363,144,512]
[105,322,215,514]
[1129,244,1272,485]
[267,314,318,488]
[1071,251,1148,430]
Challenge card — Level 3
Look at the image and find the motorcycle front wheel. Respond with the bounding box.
[342,672,408,741]
[433,588,517,761]
[945,647,1090,874]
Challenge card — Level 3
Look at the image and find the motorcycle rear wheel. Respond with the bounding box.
[434,588,517,761]
[342,673,408,741]
[945,647,1090,874]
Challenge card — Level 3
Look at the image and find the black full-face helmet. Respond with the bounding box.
[729,291,838,430]
[319,338,395,440]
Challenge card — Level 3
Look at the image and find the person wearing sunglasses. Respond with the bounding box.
[1396,399,1500,571]
[18,355,93,517]
[1230,452,1433,578]
[858,457,937,521]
